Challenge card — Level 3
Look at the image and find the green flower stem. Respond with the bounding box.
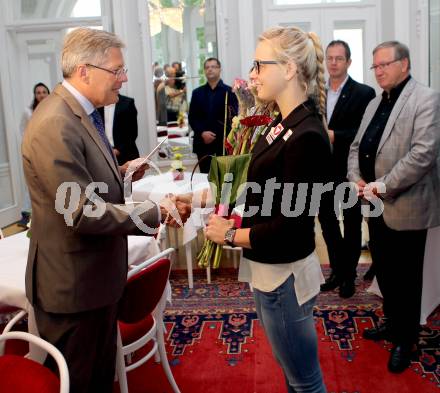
[213,244,223,269]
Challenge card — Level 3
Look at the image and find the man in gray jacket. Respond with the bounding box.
[347,41,440,373]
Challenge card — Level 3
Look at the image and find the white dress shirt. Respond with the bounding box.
[62,80,116,147]
[326,75,349,123]
[62,80,95,116]
[104,104,116,146]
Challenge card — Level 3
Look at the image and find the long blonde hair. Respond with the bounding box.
[259,27,327,127]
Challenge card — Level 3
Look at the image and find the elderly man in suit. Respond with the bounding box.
[319,40,375,298]
[348,41,440,373]
[98,94,140,166]
[22,28,189,392]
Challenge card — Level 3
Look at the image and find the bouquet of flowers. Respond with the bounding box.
[197,79,277,269]
[225,79,274,155]
[196,154,251,269]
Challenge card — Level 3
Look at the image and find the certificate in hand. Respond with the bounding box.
[124,137,168,178]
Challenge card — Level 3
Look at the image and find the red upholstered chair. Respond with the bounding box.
[0,331,69,393]
[0,309,27,357]
[1,310,27,334]
[115,248,180,393]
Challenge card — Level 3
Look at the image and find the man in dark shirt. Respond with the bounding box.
[358,76,410,181]
[319,40,375,298]
[188,58,238,173]
[348,41,440,373]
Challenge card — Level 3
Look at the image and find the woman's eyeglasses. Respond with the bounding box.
[251,60,283,74]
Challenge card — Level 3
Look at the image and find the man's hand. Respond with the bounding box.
[328,129,335,144]
[201,131,216,144]
[113,148,120,157]
[205,214,235,245]
[159,195,192,228]
[119,160,149,182]
[363,182,384,201]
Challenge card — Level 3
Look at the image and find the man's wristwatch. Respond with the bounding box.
[224,227,237,247]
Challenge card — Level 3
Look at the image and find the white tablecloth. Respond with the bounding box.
[132,172,211,288]
[367,226,440,324]
[0,231,161,359]
[158,136,191,148]
[0,232,160,311]
[156,126,189,137]
[167,126,189,137]
[132,171,210,244]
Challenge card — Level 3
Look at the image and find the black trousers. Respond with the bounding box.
[166,109,178,122]
[368,215,426,346]
[318,183,363,282]
[34,303,119,393]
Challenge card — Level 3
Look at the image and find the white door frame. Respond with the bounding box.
[0,0,106,227]
[262,0,380,88]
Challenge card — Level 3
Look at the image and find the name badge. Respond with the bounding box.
[283,129,293,141]
[266,123,284,145]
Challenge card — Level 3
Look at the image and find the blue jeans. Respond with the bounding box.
[253,274,326,393]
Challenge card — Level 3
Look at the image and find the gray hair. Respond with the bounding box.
[373,41,411,70]
[62,28,125,78]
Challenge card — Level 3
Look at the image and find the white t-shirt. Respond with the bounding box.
[238,251,324,306]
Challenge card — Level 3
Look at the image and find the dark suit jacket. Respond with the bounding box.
[99,95,140,165]
[22,84,159,314]
[242,100,332,264]
[189,80,238,156]
[328,77,375,181]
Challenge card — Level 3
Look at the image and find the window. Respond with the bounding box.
[333,23,364,83]
[13,0,102,20]
[0,89,14,211]
[274,0,361,5]
[148,0,218,128]
[430,0,440,90]
[279,22,312,32]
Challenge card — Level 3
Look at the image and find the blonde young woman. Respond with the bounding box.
[206,27,331,392]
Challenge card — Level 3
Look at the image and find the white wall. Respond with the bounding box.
[217,0,430,87]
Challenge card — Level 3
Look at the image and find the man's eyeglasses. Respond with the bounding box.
[251,60,283,74]
[369,59,401,71]
[326,56,346,63]
[86,63,128,80]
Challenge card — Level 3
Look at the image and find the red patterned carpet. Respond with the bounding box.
[2,266,439,392]
[121,266,440,393]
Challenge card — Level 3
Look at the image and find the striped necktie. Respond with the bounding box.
[90,109,113,156]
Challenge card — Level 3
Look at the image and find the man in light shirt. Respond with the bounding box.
[319,40,375,298]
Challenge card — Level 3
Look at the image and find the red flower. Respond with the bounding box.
[240,115,273,127]
[224,138,234,155]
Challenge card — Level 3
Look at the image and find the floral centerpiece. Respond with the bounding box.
[177,111,185,128]
[170,147,185,181]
